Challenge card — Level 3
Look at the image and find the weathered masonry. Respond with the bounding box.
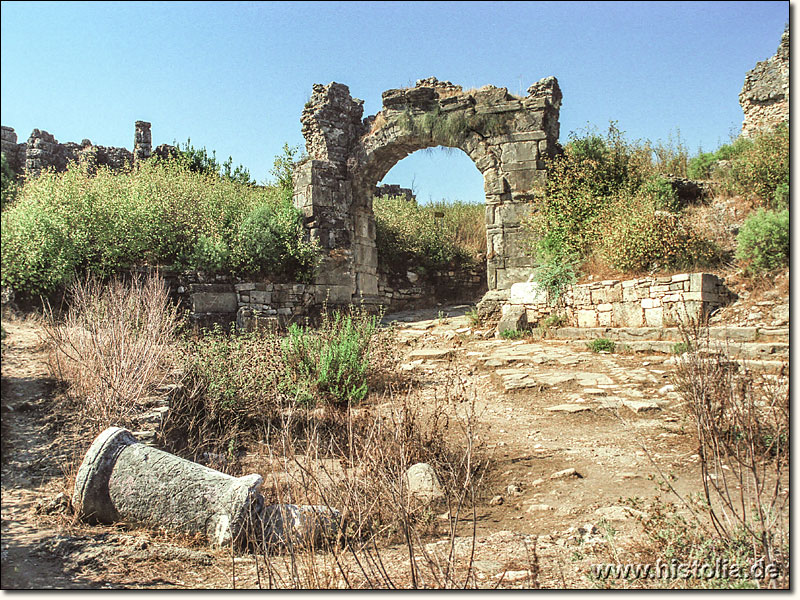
[739,25,789,137]
[293,76,563,305]
[1,121,155,178]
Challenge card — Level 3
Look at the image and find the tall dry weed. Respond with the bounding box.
[43,272,182,433]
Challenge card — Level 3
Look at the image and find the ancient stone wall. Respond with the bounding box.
[378,266,487,311]
[374,183,415,202]
[1,122,150,178]
[162,267,487,330]
[740,25,789,137]
[500,273,736,331]
[293,76,562,306]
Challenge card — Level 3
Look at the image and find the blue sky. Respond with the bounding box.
[0,1,789,203]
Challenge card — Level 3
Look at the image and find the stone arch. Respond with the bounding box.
[293,76,562,305]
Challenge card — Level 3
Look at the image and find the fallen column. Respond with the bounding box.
[73,427,264,547]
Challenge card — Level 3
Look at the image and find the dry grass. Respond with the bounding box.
[42,273,182,434]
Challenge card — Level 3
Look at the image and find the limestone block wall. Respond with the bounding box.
[505,273,736,329]
[294,76,562,305]
[740,25,789,137]
[1,122,149,178]
[378,266,487,311]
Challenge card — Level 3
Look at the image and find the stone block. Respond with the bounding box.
[597,303,613,312]
[622,286,637,302]
[613,302,644,327]
[689,272,719,293]
[235,283,256,292]
[641,297,661,309]
[355,271,379,296]
[577,309,598,328]
[483,170,508,195]
[572,286,592,305]
[495,202,534,225]
[651,284,670,293]
[606,286,622,303]
[496,266,535,290]
[509,281,547,305]
[485,205,495,226]
[670,273,690,283]
[500,140,539,164]
[505,168,542,194]
[192,291,238,314]
[644,307,664,327]
[250,291,272,305]
[591,288,607,304]
[597,310,612,326]
[497,304,528,333]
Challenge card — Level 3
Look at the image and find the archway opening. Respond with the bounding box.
[371,146,488,310]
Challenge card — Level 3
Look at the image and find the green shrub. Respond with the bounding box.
[601,198,718,273]
[1,157,319,296]
[465,308,482,327]
[729,125,788,207]
[174,138,255,186]
[173,326,285,455]
[1,153,18,209]
[672,341,690,355]
[687,151,718,180]
[526,124,696,277]
[542,313,567,328]
[373,194,479,274]
[234,200,318,282]
[500,328,528,340]
[587,338,615,353]
[531,249,579,305]
[280,309,380,407]
[735,208,789,275]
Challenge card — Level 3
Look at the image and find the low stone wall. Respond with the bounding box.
[180,280,352,330]
[1,121,152,179]
[185,267,487,328]
[378,266,487,311]
[499,273,736,331]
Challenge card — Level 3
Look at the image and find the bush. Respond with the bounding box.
[587,338,615,353]
[373,194,479,274]
[526,123,703,279]
[234,201,318,282]
[729,124,789,207]
[735,208,789,275]
[280,308,381,408]
[169,326,286,457]
[43,273,182,433]
[601,198,718,273]
[1,152,18,209]
[1,158,319,296]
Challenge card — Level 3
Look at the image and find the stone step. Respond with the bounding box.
[548,326,788,344]
[564,338,788,360]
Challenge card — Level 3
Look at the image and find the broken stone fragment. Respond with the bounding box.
[403,462,445,502]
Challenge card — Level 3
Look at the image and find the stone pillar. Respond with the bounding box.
[134,121,152,162]
[1,126,25,175]
[73,427,264,547]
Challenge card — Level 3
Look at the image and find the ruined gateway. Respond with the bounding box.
[292,76,563,306]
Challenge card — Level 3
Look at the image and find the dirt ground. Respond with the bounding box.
[0,301,788,589]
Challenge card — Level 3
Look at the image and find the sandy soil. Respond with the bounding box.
[0,305,787,589]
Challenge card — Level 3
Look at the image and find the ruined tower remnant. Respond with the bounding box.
[134,120,152,162]
[740,25,789,137]
[1,121,149,178]
[293,76,562,304]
